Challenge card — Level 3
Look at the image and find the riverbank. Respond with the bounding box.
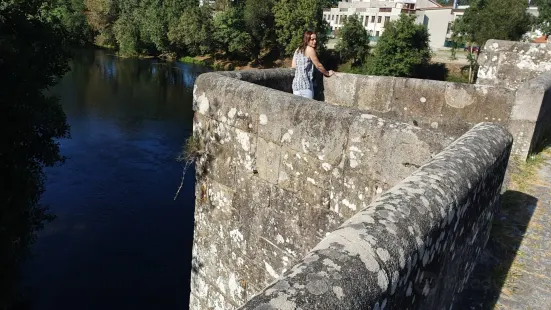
[178,55,292,71]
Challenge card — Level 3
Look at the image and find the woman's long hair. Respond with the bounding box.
[298,31,314,54]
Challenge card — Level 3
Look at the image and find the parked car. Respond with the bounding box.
[464,46,480,53]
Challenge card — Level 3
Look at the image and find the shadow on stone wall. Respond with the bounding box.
[530,89,551,155]
[455,190,538,309]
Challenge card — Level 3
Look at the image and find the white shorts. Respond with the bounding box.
[293,88,313,99]
[293,80,314,99]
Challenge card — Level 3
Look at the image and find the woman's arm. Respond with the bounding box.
[306,46,334,77]
[292,55,296,68]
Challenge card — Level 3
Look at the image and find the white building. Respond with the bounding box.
[415,4,540,49]
[415,6,466,49]
[323,0,440,39]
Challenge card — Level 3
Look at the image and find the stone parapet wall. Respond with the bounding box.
[220,66,551,159]
[477,39,551,90]
[189,71,453,309]
[476,40,551,158]
[321,72,515,138]
[239,123,513,310]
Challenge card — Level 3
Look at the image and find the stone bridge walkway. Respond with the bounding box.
[456,149,551,309]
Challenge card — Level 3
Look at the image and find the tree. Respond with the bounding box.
[137,0,170,53]
[454,0,531,46]
[113,12,141,56]
[213,6,254,60]
[367,14,431,77]
[42,0,93,44]
[273,0,329,56]
[244,0,276,63]
[84,0,118,47]
[537,0,551,36]
[453,0,531,82]
[168,6,213,55]
[335,14,370,66]
[1,1,71,307]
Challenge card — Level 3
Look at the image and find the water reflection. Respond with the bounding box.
[18,50,209,310]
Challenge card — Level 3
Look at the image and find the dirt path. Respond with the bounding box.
[456,149,551,309]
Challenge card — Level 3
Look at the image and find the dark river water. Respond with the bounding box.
[21,50,210,309]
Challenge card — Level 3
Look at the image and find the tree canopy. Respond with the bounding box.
[537,0,551,36]
[453,0,532,47]
[168,5,213,55]
[367,14,431,77]
[273,0,329,56]
[335,14,370,66]
[213,6,254,60]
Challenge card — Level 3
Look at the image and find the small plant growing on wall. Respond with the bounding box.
[173,135,205,200]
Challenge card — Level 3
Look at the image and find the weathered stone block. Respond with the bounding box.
[231,175,271,257]
[322,72,358,107]
[507,119,536,157]
[195,73,259,133]
[261,187,303,259]
[282,102,351,164]
[391,78,446,123]
[188,293,204,310]
[278,147,332,208]
[478,39,551,89]
[256,93,298,144]
[255,136,281,184]
[355,75,395,113]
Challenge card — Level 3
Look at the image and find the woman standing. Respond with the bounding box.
[291,31,335,99]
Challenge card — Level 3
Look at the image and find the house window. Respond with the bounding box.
[364,16,369,26]
[385,16,390,24]
[378,16,382,23]
[331,15,334,20]
[342,15,347,24]
[447,21,453,34]
[371,16,375,23]
[376,31,380,37]
[336,15,339,24]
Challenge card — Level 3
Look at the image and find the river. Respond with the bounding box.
[21,50,210,309]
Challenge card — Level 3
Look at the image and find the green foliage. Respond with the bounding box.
[84,0,118,47]
[537,0,551,36]
[41,0,93,44]
[113,12,140,56]
[213,6,254,59]
[244,0,276,61]
[273,0,329,56]
[367,14,431,77]
[137,0,169,52]
[0,0,71,307]
[453,0,531,46]
[335,14,370,66]
[168,5,213,55]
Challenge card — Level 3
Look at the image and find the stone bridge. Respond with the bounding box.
[188,40,551,309]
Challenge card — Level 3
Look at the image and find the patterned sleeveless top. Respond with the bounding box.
[292,49,314,92]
